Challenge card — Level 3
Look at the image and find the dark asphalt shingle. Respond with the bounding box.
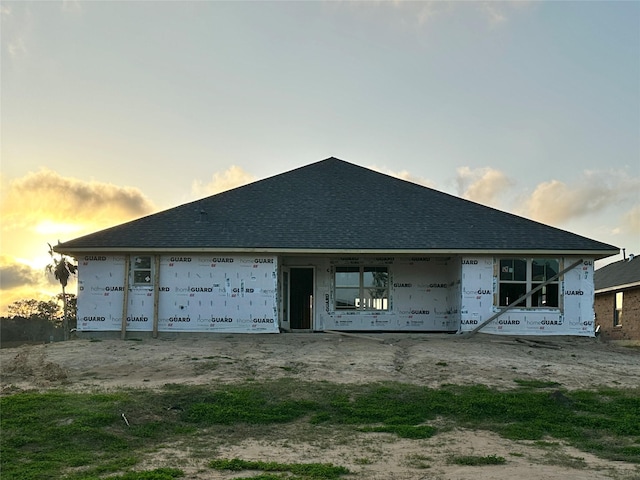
[595,255,640,290]
[56,158,619,254]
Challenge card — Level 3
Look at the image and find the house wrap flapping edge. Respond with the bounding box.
[56,158,619,337]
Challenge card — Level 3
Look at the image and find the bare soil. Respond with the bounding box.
[2,332,639,479]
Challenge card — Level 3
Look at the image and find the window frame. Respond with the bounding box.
[614,291,623,327]
[131,255,153,286]
[334,265,389,311]
[497,258,560,309]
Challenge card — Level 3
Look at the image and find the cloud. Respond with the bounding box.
[478,2,507,26]
[7,37,27,57]
[62,0,82,13]
[622,205,640,235]
[519,170,640,225]
[369,165,436,188]
[191,165,256,198]
[0,169,156,232]
[0,254,68,315]
[374,1,527,28]
[455,166,514,207]
[380,1,453,27]
[408,1,443,26]
[1,3,31,60]
[0,256,40,290]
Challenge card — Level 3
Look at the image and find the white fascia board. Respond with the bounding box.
[595,281,640,294]
[56,246,619,258]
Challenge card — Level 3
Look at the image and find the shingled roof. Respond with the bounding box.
[595,255,640,292]
[56,157,618,256]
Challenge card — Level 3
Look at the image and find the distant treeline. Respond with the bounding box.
[1,297,77,348]
[0,316,65,348]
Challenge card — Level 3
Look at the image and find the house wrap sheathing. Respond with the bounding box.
[60,158,614,337]
[77,253,596,336]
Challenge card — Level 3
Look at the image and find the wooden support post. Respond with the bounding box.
[121,255,130,340]
[152,255,160,338]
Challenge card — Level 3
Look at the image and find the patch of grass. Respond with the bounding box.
[316,383,434,426]
[1,391,131,479]
[279,366,296,372]
[209,458,350,478]
[513,379,561,388]
[403,453,432,469]
[228,475,283,480]
[359,424,437,439]
[182,386,316,425]
[193,361,219,374]
[541,451,588,469]
[534,440,561,448]
[104,468,184,479]
[0,389,193,479]
[2,381,639,479]
[448,454,506,466]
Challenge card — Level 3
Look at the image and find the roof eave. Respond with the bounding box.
[595,281,640,294]
[55,246,620,259]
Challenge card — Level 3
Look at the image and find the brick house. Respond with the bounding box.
[594,254,640,341]
[55,158,618,337]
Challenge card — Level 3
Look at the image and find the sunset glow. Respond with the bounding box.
[34,221,83,235]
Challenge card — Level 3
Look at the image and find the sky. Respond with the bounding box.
[1,1,639,314]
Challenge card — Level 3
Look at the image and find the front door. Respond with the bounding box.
[289,267,314,330]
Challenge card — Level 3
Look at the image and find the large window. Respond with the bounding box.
[498,258,559,308]
[614,292,623,327]
[132,256,153,285]
[335,266,388,311]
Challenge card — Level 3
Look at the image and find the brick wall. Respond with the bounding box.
[595,286,640,341]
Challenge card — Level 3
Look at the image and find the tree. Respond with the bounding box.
[2,298,65,344]
[58,293,77,328]
[47,242,77,340]
[7,299,61,321]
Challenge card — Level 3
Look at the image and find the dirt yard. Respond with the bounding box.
[2,332,639,479]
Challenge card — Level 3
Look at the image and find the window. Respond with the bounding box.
[132,256,152,285]
[335,266,388,311]
[498,258,559,308]
[614,292,623,327]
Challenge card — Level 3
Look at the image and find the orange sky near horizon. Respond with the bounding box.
[0,165,264,314]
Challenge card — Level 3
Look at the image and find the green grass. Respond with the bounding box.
[513,379,561,388]
[209,459,350,478]
[2,380,639,479]
[448,454,506,466]
[359,424,437,439]
[541,451,588,469]
[103,468,184,479]
[402,453,432,469]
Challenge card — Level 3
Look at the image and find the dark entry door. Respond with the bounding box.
[289,267,314,330]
